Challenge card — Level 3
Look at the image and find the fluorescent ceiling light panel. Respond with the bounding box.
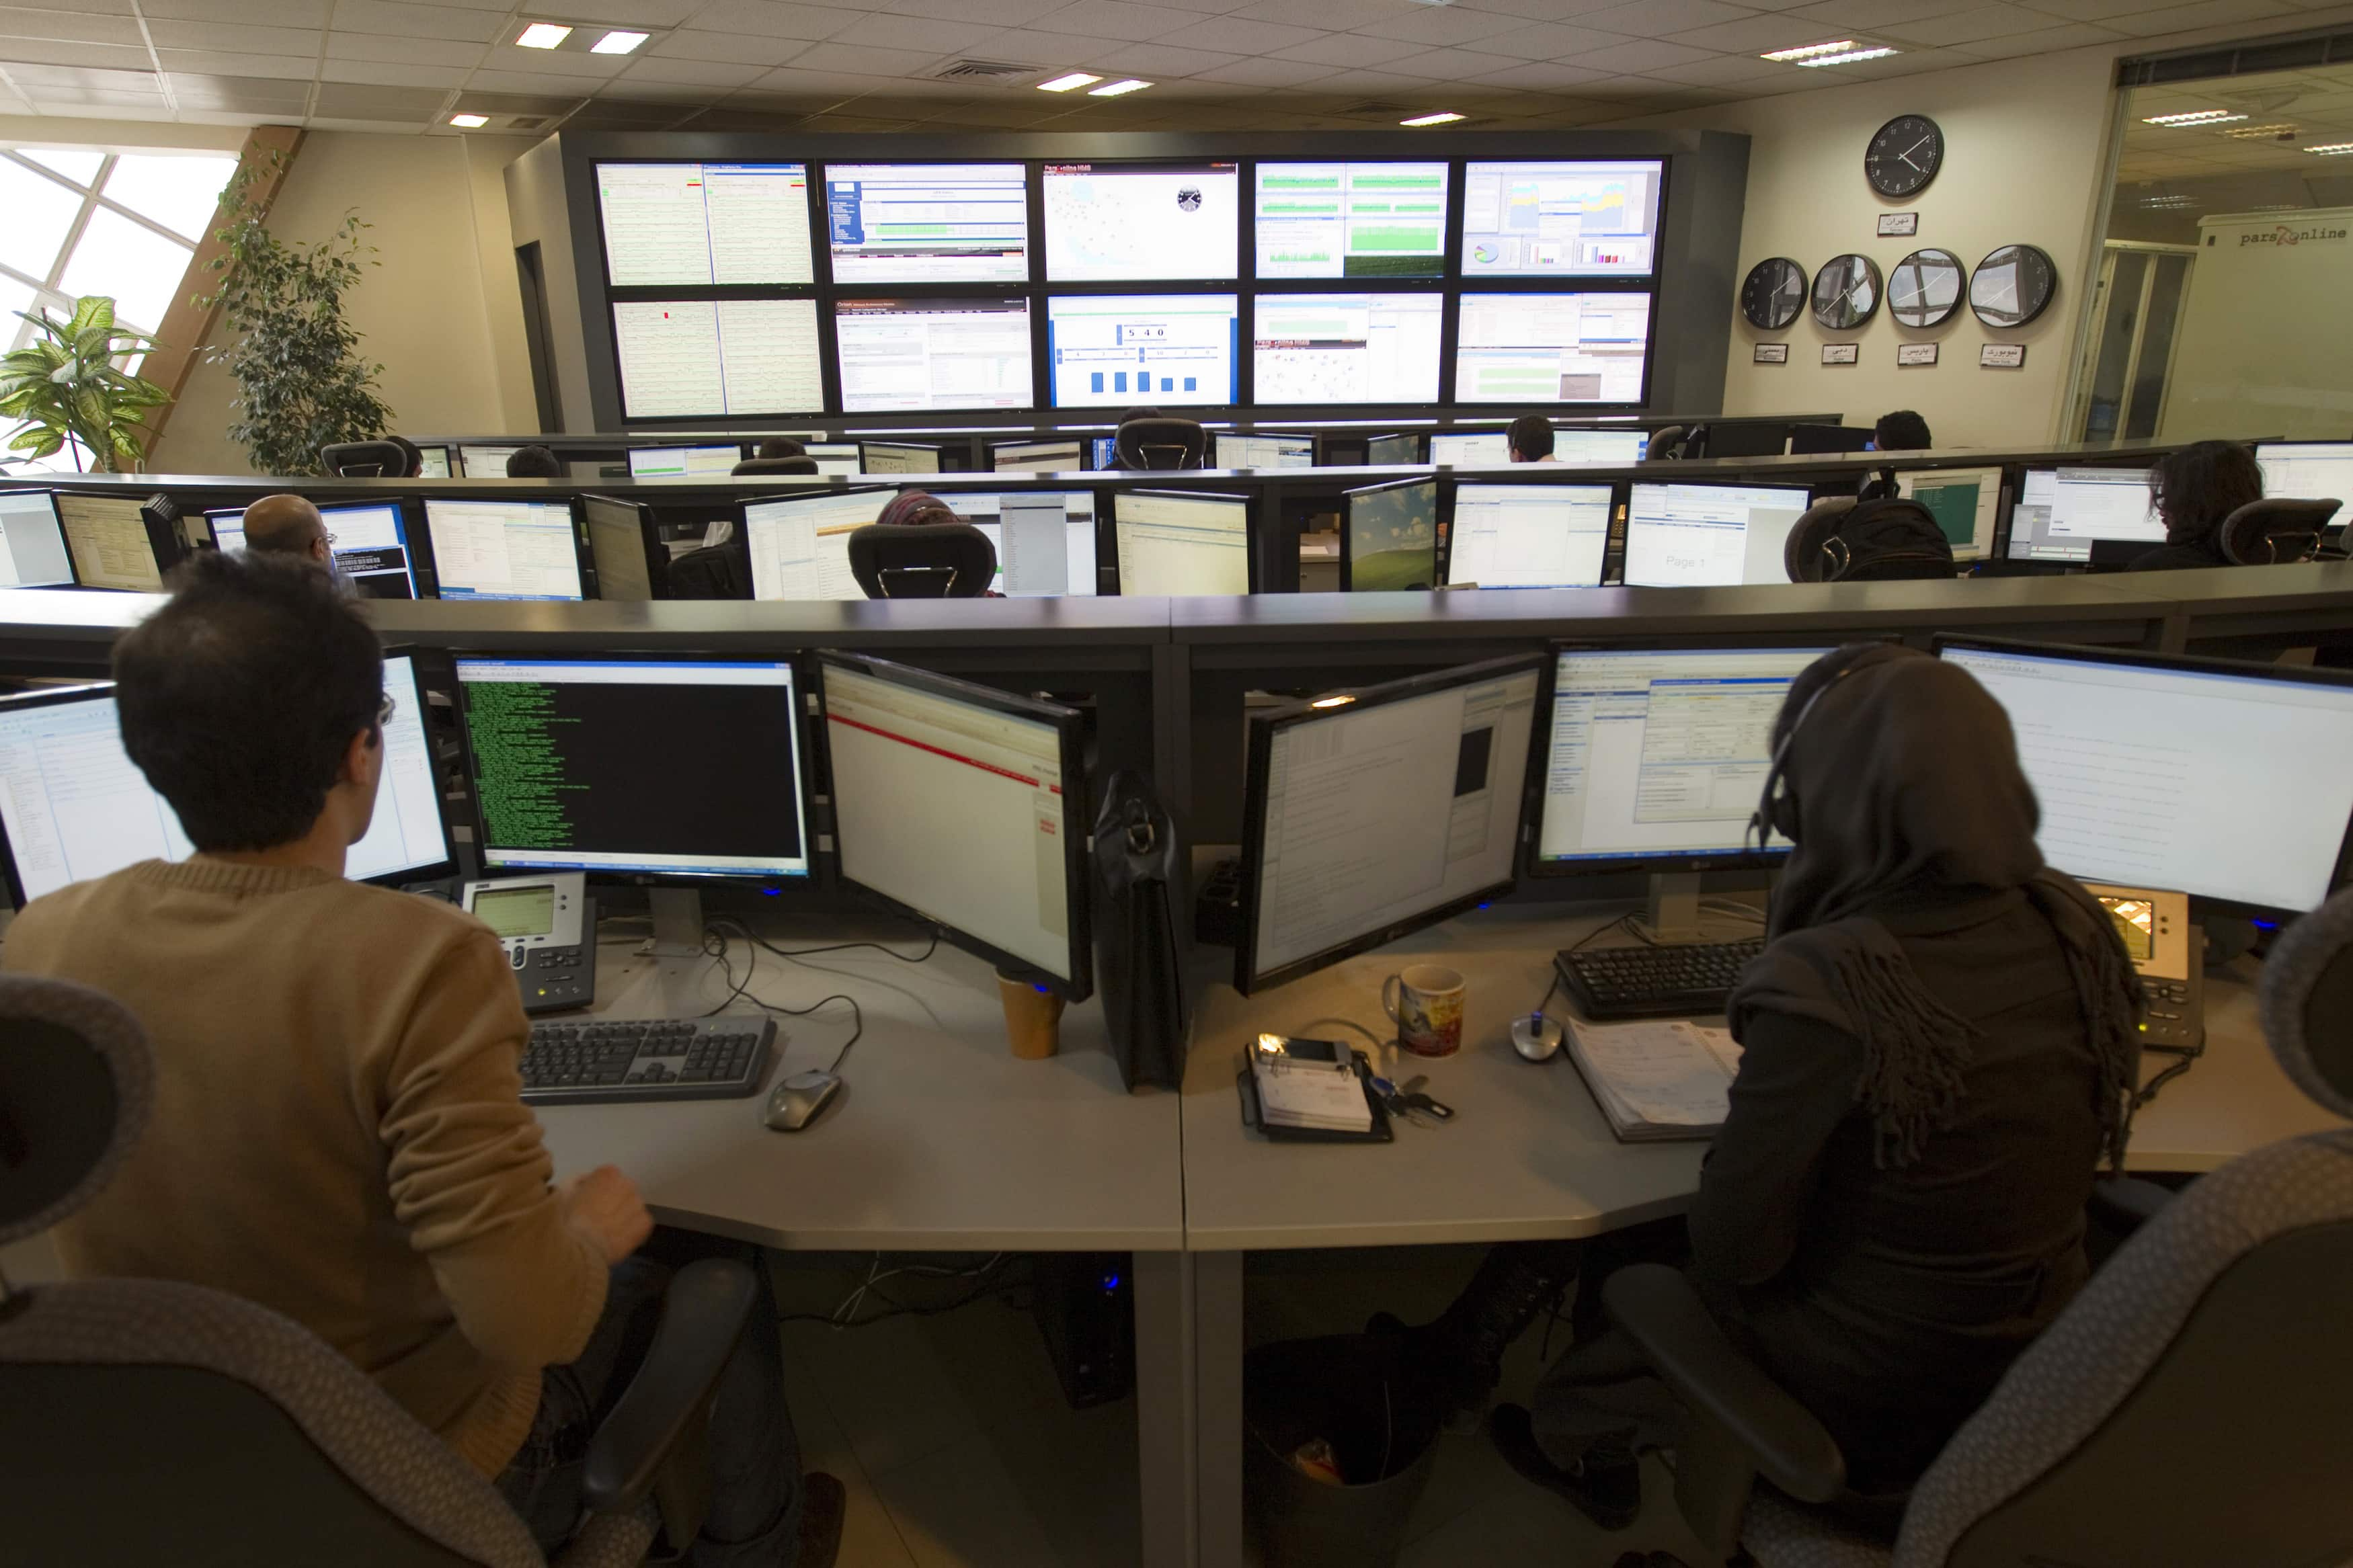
[1792,45,1897,66]
[591,29,649,53]
[2219,122,2297,137]
[2143,110,2243,126]
[448,112,489,126]
[1760,39,1858,61]
[1400,110,1466,126]
[2307,142,2353,154]
[514,21,572,48]
[1037,71,1101,91]
[1089,78,1152,95]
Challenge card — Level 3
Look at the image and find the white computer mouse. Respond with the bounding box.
[763,1070,843,1132]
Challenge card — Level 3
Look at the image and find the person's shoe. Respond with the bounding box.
[795,1472,846,1568]
[1488,1403,1639,1532]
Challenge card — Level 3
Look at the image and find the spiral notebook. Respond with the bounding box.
[1564,1019,1744,1143]
[1237,1036,1389,1142]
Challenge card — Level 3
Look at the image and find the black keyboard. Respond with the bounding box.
[520,1018,775,1106]
[1555,939,1766,1021]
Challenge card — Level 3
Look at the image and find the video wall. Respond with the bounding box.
[588,156,1666,422]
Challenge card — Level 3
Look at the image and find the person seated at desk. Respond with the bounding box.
[754,436,806,461]
[1507,413,1556,463]
[2126,439,2263,572]
[1405,645,2140,1524]
[1873,409,1932,451]
[505,443,565,479]
[240,492,331,566]
[0,551,842,1567]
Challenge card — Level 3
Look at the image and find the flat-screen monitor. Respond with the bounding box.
[0,490,76,587]
[456,445,520,479]
[1252,292,1443,404]
[1047,294,1239,407]
[422,497,588,601]
[1215,434,1315,470]
[2005,467,2164,563]
[595,161,813,286]
[820,653,1090,994]
[1043,160,1239,282]
[992,440,1082,473]
[458,655,811,882]
[1898,466,2002,561]
[1237,653,1544,993]
[1788,423,1874,456]
[1431,431,1509,466]
[2256,440,2353,528]
[1699,421,1790,460]
[1446,483,1613,589]
[1113,489,1252,595]
[1623,481,1812,587]
[612,298,823,418]
[805,443,862,478]
[1366,433,1421,464]
[0,655,452,905]
[628,444,740,479]
[1552,428,1648,464]
[927,490,1097,597]
[1460,160,1664,278]
[1456,292,1652,405]
[1532,645,1835,876]
[415,444,452,479]
[1936,636,2353,918]
[55,494,167,592]
[1342,477,1437,591]
[859,440,941,474]
[833,296,1031,413]
[1089,436,1119,468]
[825,163,1027,284]
[206,500,422,600]
[1254,161,1447,280]
[742,488,886,600]
[581,494,661,602]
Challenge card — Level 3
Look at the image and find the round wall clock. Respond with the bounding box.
[1969,243,2059,327]
[1811,253,1882,331]
[1741,256,1807,330]
[1867,114,1943,198]
[1888,247,1964,329]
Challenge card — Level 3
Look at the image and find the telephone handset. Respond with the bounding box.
[2085,883,2202,1053]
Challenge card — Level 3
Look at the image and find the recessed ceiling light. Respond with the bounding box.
[1090,78,1152,95]
[2307,142,2353,154]
[591,28,649,53]
[2143,110,2243,126]
[514,21,572,48]
[1791,45,1897,67]
[1761,39,1858,60]
[1400,110,1466,126]
[448,112,489,127]
[1037,71,1101,91]
[2219,122,2297,137]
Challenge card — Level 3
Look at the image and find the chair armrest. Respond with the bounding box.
[1601,1265,1847,1503]
[2089,1175,2176,1235]
[581,1258,758,1514]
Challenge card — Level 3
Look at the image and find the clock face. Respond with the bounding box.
[1741,256,1807,330]
[1970,244,2059,327]
[1867,114,1943,198]
[1888,247,1964,329]
[1811,253,1882,331]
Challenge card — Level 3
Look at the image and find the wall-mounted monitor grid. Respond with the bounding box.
[1446,483,1613,589]
[1215,434,1315,470]
[0,491,74,587]
[825,163,1028,284]
[1343,477,1437,591]
[2005,467,2164,563]
[858,441,941,474]
[1113,489,1250,595]
[1254,162,1447,280]
[1043,161,1239,282]
[1430,431,1509,466]
[423,497,586,601]
[992,440,1082,473]
[2256,441,2353,529]
[1897,466,2001,561]
[923,490,1097,597]
[596,161,813,286]
[743,488,885,600]
[834,296,1032,414]
[612,298,823,419]
[1047,294,1239,408]
[1253,292,1443,405]
[208,500,420,600]
[1624,481,1812,587]
[627,444,741,479]
[1460,160,1663,278]
[1455,292,1652,405]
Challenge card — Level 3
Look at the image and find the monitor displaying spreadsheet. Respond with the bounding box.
[1460,160,1663,278]
[2005,467,2165,562]
[422,497,586,601]
[1897,466,2002,561]
[1624,482,1813,587]
[1113,489,1250,595]
[0,491,75,587]
[2256,441,2353,529]
[206,500,421,599]
[1043,161,1239,282]
[1456,292,1652,405]
[627,444,741,479]
[859,441,941,474]
[805,444,862,478]
[1215,434,1315,470]
[1253,292,1442,405]
[456,446,520,479]
[743,489,887,601]
[1446,484,1612,589]
[930,490,1098,597]
[612,299,822,419]
[415,445,452,479]
[834,296,1032,413]
[54,495,161,592]
[581,495,657,602]
[1430,431,1509,466]
[595,161,814,286]
[992,440,1082,473]
[1254,162,1447,279]
[1552,428,1648,464]
[1047,294,1238,408]
[826,163,1028,284]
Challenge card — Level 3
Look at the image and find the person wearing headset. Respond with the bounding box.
[2128,440,2264,572]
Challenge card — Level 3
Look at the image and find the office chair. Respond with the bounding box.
[321,436,422,479]
[846,521,996,598]
[0,973,762,1567]
[666,539,750,598]
[1782,495,1953,583]
[1115,417,1207,471]
[729,456,819,477]
[2217,497,2340,564]
[1644,425,1690,462]
[1595,889,2353,1568]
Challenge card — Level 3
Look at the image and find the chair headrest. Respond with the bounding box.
[1643,425,1688,462]
[846,522,997,598]
[2219,497,2340,565]
[0,976,153,1245]
[2259,890,2353,1119]
[319,440,411,479]
[1783,497,1858,583]
[731,456,820,477]
[1116,418,1206,471]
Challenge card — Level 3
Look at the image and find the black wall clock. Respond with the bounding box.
[1811,253,1882,331]
[1867,114,1944,198]
[1741,256,1807,330]
[1888,247,1964,329]
[1969,244,2058,327]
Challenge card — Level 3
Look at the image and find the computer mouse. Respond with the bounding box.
[763,1069,842,1132]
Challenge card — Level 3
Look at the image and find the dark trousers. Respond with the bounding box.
[495,1234,803,1567]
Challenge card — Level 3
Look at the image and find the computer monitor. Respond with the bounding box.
[581,495,662,602]
[833,297,1033,413]
[205,500,422,600]
[1445,483,1613,589]
[805,444,863,478]
[1455,292,1652,405]
[1088,436,1119,469]
[422,497,589,600]
[1342,477,1438,591]
[1623,481,1813,587]
[825,163,1028,284]
[1112,489,1252,595]
[1045,294,1240,408]
[1788,423,1874,456]
[1697,421,1790,460]
[2255,441,2353,529]
[1429,431,1509,466]
[1252,292,1443,404]
[2004,467,2164,563]
[595,161,813,286]
[55,493,173,593]
[1460,160,1664,278]
[1215,434,1316,470]
[859,440,941,474]
[415,444,453,479]
[1365,433,1422,465]
[819,652,1091,994]
[1043,160,1238,282]
[1530,645,1837,876]
[1236,653,1545,993]
[742,488,887,600]
[457,655,811,882]
[992,440,1082,473]
[0,490,77,587]
[1253,162,1447,280]
[612,298,824,419]
[628,444,741,479]
[1935,636,2353,918]
[0,654,453,905]
[925,490,1097,597]
[1550,428,1648,464]
[1898,466,2003,561]
[456,445,522,480]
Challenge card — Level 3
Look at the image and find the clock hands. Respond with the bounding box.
[1898,135,1932,171]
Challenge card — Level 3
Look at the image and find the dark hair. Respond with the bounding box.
[2150,440,2262,542]
[504,444,563,479]
[755,436,806,460]
[1874,410,1932,451]
[1507,414,1554,460]
[113,550,383,852]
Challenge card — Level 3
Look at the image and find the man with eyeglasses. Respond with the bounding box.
[240,492,335,565]
[1,550,841,1566]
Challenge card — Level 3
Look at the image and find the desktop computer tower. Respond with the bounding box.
[1030,1251,1134,1409]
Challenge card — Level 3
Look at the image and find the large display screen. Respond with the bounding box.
[1254,162,1447,279]
[826,163,1029,284]
[1460,160,1663,278]
[1454,292,1651,405]
[1043,161,1239,282]
[833,297,1032,413]
[1253,292,1441,405]
[1047,294,1238,407]
[611,298,822,417]
[596,161,814,286]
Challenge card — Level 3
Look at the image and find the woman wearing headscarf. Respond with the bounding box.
[1484,643,2143,1525]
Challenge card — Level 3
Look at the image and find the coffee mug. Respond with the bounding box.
[1382,963,1466,1058]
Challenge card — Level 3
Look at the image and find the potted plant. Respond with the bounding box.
[0,294,171,472]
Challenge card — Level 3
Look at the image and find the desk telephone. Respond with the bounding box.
[463,872,594,1015]
[2086,883,2202,1053]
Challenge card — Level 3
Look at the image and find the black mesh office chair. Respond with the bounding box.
[1643,425,1691,462]
[665,539,750,599]
[729,457,819,477]
[321,436,422,478]
[846,522,996,598]
[0,975,762,1566]
[2217,497,2340,564]
[1115,418,1207,471]
[1782,493,1954,583]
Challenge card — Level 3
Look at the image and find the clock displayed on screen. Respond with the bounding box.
[1811,253,1882,331]
[1888,247,1964,329]
[1741,257,1807,330]
[1969,244,2058,327]
[1866,114,1943,198]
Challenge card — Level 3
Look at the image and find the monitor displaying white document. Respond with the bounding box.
[932,490,1098,597]
[0,490,75,587]
[2004,467,2164,563]
[743,489,887,601]
[1455,292,1652,405]
[1253,292,1442,405]
[612,299,822,419]
[2256,441,2353,529]
[422,497,586,601]
[1429,431,1509,466]
[1460,160,1663,278]
[1043,161,1239,282]
[826,163,1028,284]
[1215,434,1315,470]
[1623,482,1812,587]
[596,161,814,286]
[1552,427,1648,464]
[1446,484,1612,589]
[55,495,161,592]
[1113,489,1250,595]
[833,296,1032,413]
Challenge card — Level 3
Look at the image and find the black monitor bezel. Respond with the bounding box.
[50,491,179,593]
[0,680,130,907]
[1441,476,1618,589]
[737,485,893,601]
[1234,651,1552,995]
[1340,474,1439,592]
[578,492,668,601]
[1109,487,1259,595]
[0,488,75,588]
[1363,432,1424,464]
[813,650,1094,1001]
[419,493,597,602]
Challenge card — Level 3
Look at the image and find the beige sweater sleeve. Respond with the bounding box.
[376,925,608,1370]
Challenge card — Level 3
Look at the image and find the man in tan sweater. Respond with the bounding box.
[4,551,838,1565]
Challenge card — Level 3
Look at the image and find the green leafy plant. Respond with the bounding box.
[197,151,393,477]
[0,294,171,472]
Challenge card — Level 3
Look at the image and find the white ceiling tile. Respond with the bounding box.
[1464,58,1609,87]
[328,1,506,42]
[323,32,486,65]
[1451,0,1617,19]
[317,57,469,85]
[1268,31,1429,65]
[783,39,947,73]
[949,26,1105,61]
[1382,44,1521,77]
[151,48,317,78]
[1465,20,1634,58]
[532,0,705,22]
[604,76,746,97]
[1151,14,1324,52]
[1085,38,1246,71]
[732,69,866,97]
[1027,1,1215,40]
[1572,36,1714,70]
[0,8,147,46]
[616,53,774,83]
[1666,11,1849,49]
[1306,66,1448,90]
[1185,52,1338,82]
[1790,0,1970,24]
[672,0,869,37]
[1224,0,1401,28]
[481,42,635,75]
[1882,3,2063,44]
[880,0,1071,24]
[145,19,320,56]
[827,10,1001,49]
[1572,69,1688,95]
[1566,0,1762,36]
[1637,50,1788,83]
[654,29,825,62]
[1942,17,2120,52]
[141,0,327,19]
[2021,0,2178,16]
[2106,0,2301,34]
[1350,5,1532,45]
[461,69,598,91]
[0,37,152,68]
